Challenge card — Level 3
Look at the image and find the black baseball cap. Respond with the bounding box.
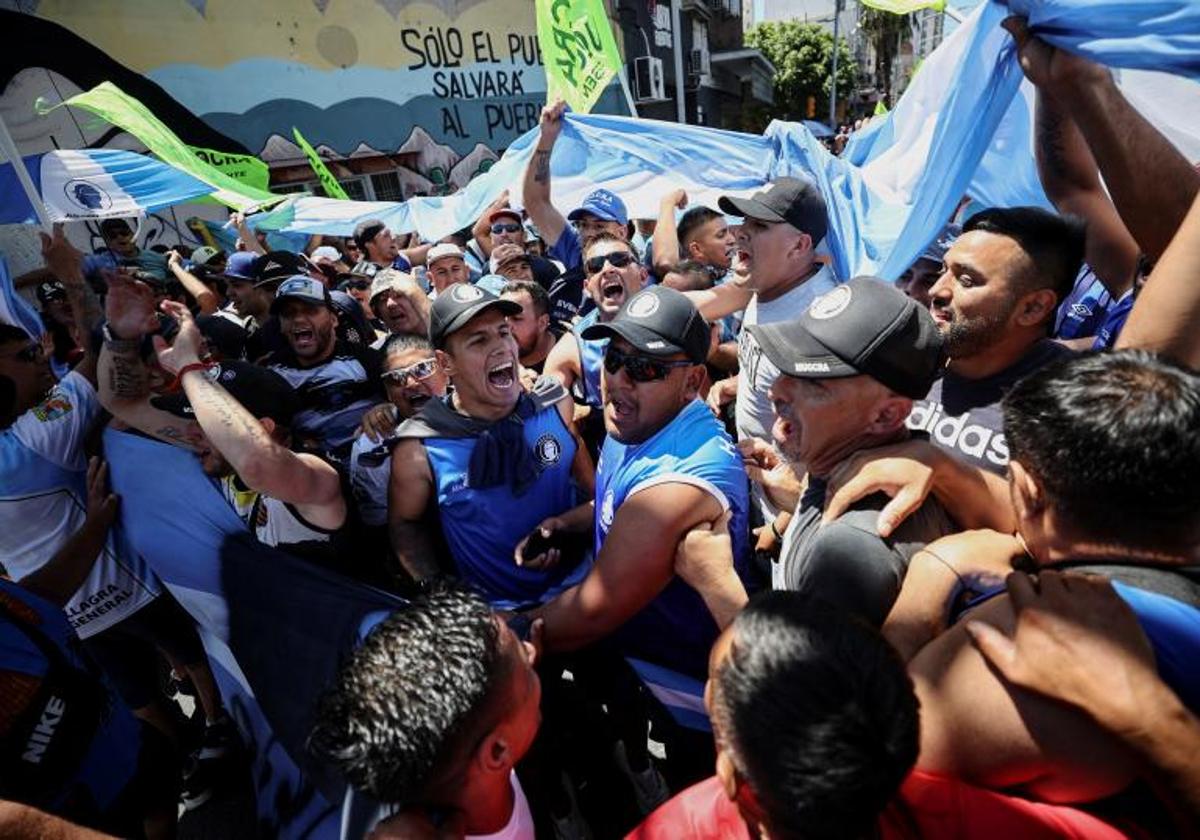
[580,286,709,365]
[353,219,386,250]
[151,360,299,426]
[270,275,332,314]
[429,283,521,349]
[746,277,945,399]
[254,250,311,287]
[718,177,828,244]
[195,314,248,361]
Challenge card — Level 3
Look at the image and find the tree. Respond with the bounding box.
[746,20,857,125]
[859,8,910,105]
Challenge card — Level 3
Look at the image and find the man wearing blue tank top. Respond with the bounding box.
[387,285,591,609]
[522,286,752,681]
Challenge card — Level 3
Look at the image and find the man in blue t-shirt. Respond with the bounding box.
[524,287,751,681]
[387,285,590,609]
[81,218,168,289]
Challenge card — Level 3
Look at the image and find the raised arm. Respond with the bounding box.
[230,211,266,255]
[542,330,582,392]
[167,250,220,315]
[652,190,688,279]
[472,190,511,260]
[1007,17,1199,263]
[156,301,344,528]
[1034,89,1138,296]
[521,99,569,250]
[532,483,723,653]
[40,225,102,384]
[684,281,753,322]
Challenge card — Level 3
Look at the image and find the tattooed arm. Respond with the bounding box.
[39,225,104,384]
[521,98,568,249]
[161,302,344,526]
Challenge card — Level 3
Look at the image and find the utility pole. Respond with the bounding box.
[829,0,844,128]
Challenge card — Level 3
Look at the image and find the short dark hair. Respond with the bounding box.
[963,207,1085,305]
[0,324,31,346]
[501,280,549,318]
[309,589,504,805]
[669,260,716,292]
[1003,350,1200,552]
[712,591,919,840]
[582,231,632,262]
[0,374,16,428]
[382,331,433,359]
[677,206,723,250]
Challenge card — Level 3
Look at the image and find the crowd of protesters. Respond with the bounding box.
[3,20,1200,840]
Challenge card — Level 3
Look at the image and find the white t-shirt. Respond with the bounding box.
[735,266,837,518]
[342,771,534,840]
[0,372,160,637]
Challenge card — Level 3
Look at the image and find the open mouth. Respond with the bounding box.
[407,392,431,410]
[607,395,635,420]
[487,361,516,389]
[601,278,625,303]
[292,326,315,347]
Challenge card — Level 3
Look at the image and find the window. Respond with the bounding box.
[334,178,368,201]
[370,171,404,202]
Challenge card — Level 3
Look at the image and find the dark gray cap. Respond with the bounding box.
[429,283,521,349]
[747,276,945,399]
[718,177,828,244]
[580,286,709,365]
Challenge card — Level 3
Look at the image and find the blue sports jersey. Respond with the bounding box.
[1092,291,1134,350]
[425,403,588,609]
[572,309,607,409]
[594,399,751,679]
[1054,268,1112,340]
[0,580,142,816]
[1111,581,1200,713]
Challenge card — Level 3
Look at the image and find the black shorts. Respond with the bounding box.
[83,593,206,710]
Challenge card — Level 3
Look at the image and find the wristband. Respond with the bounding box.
[770,519,785,541]
[165,361,216,393]
[101,323,141,353]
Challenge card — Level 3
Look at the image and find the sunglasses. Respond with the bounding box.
[382,358,438,386]
[585,251,637,275]
[491,223,522,234]
[603,346,693,383]
[344,279,370,291]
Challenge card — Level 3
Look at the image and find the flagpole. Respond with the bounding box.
[0,113,53,230]
[617,66,640,118]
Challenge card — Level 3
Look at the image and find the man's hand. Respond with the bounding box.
[1002,17,1110,93]
[662,189,688,211]
[85,456,120,532]
[965,571,1157,736]
[167,250,183,269]
[706,377,736,415]
[514,516,567,571]
[152,300,204,374]
[104,273,159,340]
[538,98,567,147]
[824,440,941,537]
[491,242,526,267]
[39,223,83,279]
[482,189,510,218]
[357,403,399,443]
[739,437,802,512]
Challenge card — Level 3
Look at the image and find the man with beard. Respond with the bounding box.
[264,276,383,466]
[349,333,448,531]
[908,207,1084,474]
[500,280,556,375]
[387,285,588,607]
[98,294,346,560]
[543,234,646,453]
[747,278,954,622]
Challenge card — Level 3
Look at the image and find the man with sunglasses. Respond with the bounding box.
[523,286,751,689]
[479,208,563,290]
[349,333,448,532]
[264,276,384,466]
[544,233,646,455]
[387,285,589,606]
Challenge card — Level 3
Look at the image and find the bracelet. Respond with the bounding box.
[101,323,140,354]
[165,361,216,393]
[770,519,785,541]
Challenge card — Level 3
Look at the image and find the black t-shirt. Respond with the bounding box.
[907,340,1073,474]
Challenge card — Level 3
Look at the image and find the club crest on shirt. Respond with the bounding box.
[33,393,73,423]
[600,490,615,529]
[533,433,562,467]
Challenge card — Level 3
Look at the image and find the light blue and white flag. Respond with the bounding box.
[0,149,215,225]
[0,253,44,338]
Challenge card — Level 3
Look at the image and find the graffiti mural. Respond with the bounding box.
[1,0,626,198]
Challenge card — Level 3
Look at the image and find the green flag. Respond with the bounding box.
[188,145,270,193]
[536,0,624,114]
[292,127,350,200]
[860,0,945,13]
[874,100,889,116]
[37,82,277,210]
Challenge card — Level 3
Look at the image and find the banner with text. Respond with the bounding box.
[536,0,623,114]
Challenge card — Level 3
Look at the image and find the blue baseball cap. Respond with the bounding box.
[218,250,259,283]
[567,189,628,227]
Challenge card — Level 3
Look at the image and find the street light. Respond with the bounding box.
[829,0,844,128]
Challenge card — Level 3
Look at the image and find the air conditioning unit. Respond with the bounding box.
[634,56,666,101]
[689,49,710,76]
